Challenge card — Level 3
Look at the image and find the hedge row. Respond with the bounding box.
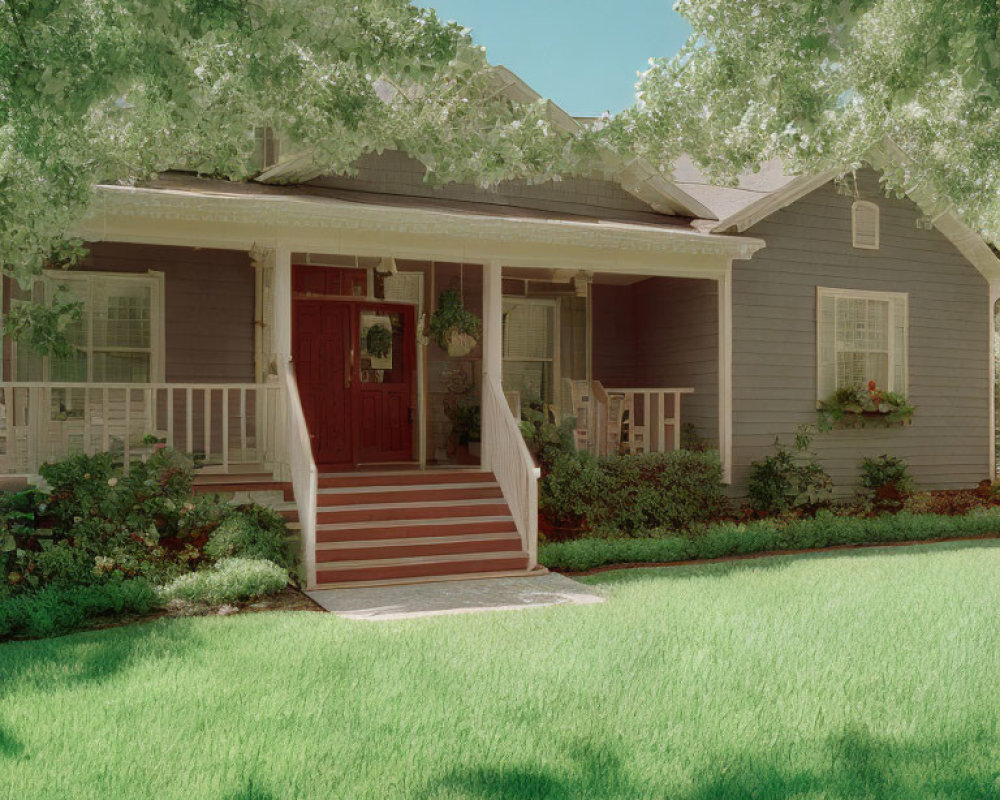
[0,578,157,640]
[538,509,1000,572]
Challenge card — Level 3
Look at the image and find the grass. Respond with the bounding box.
[3,540,1000,799]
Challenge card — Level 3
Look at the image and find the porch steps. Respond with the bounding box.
[192,471,299,530]
[312,470,539,588]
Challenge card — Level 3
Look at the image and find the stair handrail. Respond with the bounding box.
[483,375,539,569]
[279,358,319,589]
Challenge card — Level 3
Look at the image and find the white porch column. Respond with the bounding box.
[272,243,293,360]
[718,268,733,484]
[481,260,503,466]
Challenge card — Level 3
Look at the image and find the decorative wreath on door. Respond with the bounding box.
[365,323,393,359]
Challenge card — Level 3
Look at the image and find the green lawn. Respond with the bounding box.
[4,541,1000,799]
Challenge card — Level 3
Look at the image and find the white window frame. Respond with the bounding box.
[816,286,908,402]
[852,200,880,250]
[501,297,560,407]
[11,270,166,383]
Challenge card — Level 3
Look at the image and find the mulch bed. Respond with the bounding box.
[558,533,1000,577]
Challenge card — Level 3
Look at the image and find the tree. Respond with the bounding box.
[614,0,1000,245]
[0,0,586,350]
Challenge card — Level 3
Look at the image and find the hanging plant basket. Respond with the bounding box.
[428,289,481,357]
[445,330,478,357]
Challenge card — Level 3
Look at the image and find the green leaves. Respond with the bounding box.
[622,0,1000,247]
[2,0,581,345]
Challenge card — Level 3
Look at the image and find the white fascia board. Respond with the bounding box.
[870,140,1000,282]
[710,171,840,233]
[78,184,765,276]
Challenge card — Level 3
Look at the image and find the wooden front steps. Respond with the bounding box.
[312,469,537,588]
[192,470,299,528]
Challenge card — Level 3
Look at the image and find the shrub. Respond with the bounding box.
[747,427,832,514]
[538,448,730,537]
[1,486,45,590]
[538,508,1000,572]
[860,454,915,494]
[539,451,608,528]
[204,506,292,568]
[0,577,157,640]
[594,450,730,534]
[156,558,288,606]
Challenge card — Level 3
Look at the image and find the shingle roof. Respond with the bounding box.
[669,155,800,222]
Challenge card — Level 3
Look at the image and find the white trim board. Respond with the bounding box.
[710,143,1000,282]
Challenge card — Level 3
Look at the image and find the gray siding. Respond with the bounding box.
[731,169,991,493]
[592,277,720,446]
[80,242,255,383]
[636,278,719,445]
[310,150,673,224]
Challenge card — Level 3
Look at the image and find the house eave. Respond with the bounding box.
[77,184,764,275]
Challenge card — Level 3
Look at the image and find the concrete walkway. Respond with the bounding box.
[307,573,605,621]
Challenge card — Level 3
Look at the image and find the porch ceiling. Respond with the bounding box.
[78,178,765,278]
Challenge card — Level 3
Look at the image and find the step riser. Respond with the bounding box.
[318,471,493,489]
[316,519,516,542]
[316,555,529,584]
[317,538,523,562]
[317,503,510,525]
[317,486,502,506]
[193,483,294,502]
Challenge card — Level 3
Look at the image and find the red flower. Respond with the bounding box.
[867,380,878,392]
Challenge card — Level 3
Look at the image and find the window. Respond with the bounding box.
[817,287,907,401]
[852,200,880,250]
[12,271,165,383]
[502,298,558,406]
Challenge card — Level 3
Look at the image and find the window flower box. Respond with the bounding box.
[818,382,914,430]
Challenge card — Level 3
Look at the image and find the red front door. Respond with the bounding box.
[292,295,415,468]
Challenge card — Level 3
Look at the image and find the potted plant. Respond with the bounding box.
[444,397,481,464]
[818,381,914,429]
[427,289,481,357]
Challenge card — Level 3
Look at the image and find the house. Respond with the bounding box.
[1,67,997,589]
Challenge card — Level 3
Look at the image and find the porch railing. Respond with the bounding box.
[0,382,282,475]
[483,375,539,568]
[592,382,694,456]
[277,359,318,588]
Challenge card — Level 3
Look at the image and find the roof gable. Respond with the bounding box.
[255,64,715,220]
[677,145,1000,282]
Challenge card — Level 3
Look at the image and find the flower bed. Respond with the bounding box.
[1,448,293,640]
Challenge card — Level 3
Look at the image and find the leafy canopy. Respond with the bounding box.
[0,0,589,348]
[614,0,1000,245]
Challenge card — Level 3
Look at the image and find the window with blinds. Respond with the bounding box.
[817,287,907,401]
[501,299,558,406]
[12,271,164,383]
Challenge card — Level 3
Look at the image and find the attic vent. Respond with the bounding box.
[852,200,880,250]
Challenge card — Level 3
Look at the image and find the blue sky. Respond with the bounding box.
[425,1,691,117]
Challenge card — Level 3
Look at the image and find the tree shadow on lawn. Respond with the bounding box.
[422,726,998,800]
[222,779,279,800]
[0,618,205,760]
[678,725,999,800]
[0,725,23,759]
[0,615,204,695]
[580,538,1000,587]
[420,742,642,800]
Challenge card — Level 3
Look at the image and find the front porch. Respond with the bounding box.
[0,181,759,586]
